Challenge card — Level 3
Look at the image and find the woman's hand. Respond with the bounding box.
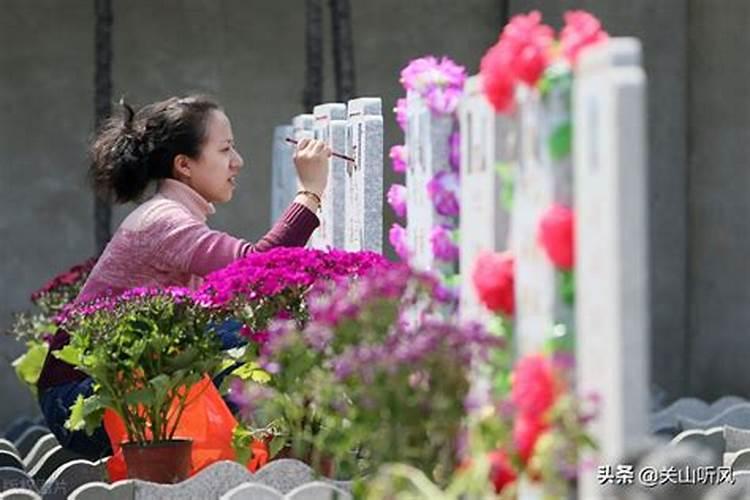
[293,138,331,196]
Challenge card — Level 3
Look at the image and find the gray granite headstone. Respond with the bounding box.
[0,468,35,493]
[679,403,750,431]
[22,435,57,470]
[344,97,383,252]
[28,445,80,484]
[0,488,42,499]
[670,427,725,465]
[271,125,297,225]
[69,481,135,500]
[219,482,283,500]
[39,458,108,500]
[13,428,49,459]
[286,481,352,500]
[405,90,455,273]
[574,38,650,499]
[0,452,23,470]
[310,103,347,249]
[0,441,19,459]
[457,75,514,322]
[4,419,37,443]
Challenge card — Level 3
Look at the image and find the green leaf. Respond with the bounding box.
[268,435,288,458]
[549,122,572,161]
[54,344,84,367]
[124,387,156,407]
[494,162,514,211]
[12,341,49,392]
[560,270,576,306]
[64,394,105,436]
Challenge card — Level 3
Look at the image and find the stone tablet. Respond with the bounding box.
[271,125,297,225]
[405,90,455,273]
[344,98,383,252]
[458,75,515,321]
[309,103,347,249]
[574,38,649,498]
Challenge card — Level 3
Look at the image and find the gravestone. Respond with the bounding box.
[309,103,347,249]
[457,75,515,321]
[405,90,455,272]
[270,125,297,225]
[509,75,575,356]
[0,467,35,493]
[22,434,57,470]
[13,427,49,459]
[40,458,108,500]
[574,38,650,499]
[344,97,383,252]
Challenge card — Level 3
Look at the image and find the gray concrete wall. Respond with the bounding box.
[686,0,750,400]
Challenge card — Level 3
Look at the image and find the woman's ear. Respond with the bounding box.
[172,154,192,181]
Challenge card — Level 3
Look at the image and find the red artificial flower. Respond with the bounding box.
[480,11,554,113]
[560,10,609,66]
[513,413,548,464]
[471,250,515,316]
[488,449,518,493]
[511,354,558,418]
[538,203,575,270]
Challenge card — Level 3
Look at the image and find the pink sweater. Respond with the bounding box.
[39,178,318,390]
[79,178,319,300]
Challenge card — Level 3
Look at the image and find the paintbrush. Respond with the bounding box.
[285,137,355,163]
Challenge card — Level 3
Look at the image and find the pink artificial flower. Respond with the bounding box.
[394,97,407,131]
[560,10,609,66]
[449,130,460,171]
[430,225,459,262]
[400,56,466,93]
[426,171,460,217]
[389,223,410,262]
[387,184,407,218]
[389,144,407,173]
[424,86,463,115]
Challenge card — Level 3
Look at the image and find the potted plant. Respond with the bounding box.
[229,264,506,484]
[56,287,224,483]
[5,257,96,396]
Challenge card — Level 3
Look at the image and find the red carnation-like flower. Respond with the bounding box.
[511,353,558,417]
[560,10,609,66]
[513,413,548,464]
[471,251,515,316]
[480,44,516,113]
[538,203,575,270]
[488,449,517,493]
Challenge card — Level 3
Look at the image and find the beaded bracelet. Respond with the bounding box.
[297,190,322,209]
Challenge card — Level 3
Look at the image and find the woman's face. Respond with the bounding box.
[180,109,244,203]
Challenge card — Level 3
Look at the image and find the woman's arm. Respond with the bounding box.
[182,201,319,276]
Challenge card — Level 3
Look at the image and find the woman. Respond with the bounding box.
[37,95,331,459]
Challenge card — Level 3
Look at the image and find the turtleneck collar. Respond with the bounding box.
[157,178,216,222]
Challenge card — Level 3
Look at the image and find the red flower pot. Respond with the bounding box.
[122,439,192,484]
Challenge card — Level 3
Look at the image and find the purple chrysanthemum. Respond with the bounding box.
[387,184,407,218]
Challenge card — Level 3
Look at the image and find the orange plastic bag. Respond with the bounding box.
[103,375,268,481]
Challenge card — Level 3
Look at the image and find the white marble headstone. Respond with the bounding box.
[344,97,383,252]
[271,125,297,225]
[510,85,559,356]
[405,90,455,272]
[458,75,515,321]
[310,103,347,249]
[573,38,649,499]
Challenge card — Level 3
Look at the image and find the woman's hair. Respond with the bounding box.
[89,95,221,203]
